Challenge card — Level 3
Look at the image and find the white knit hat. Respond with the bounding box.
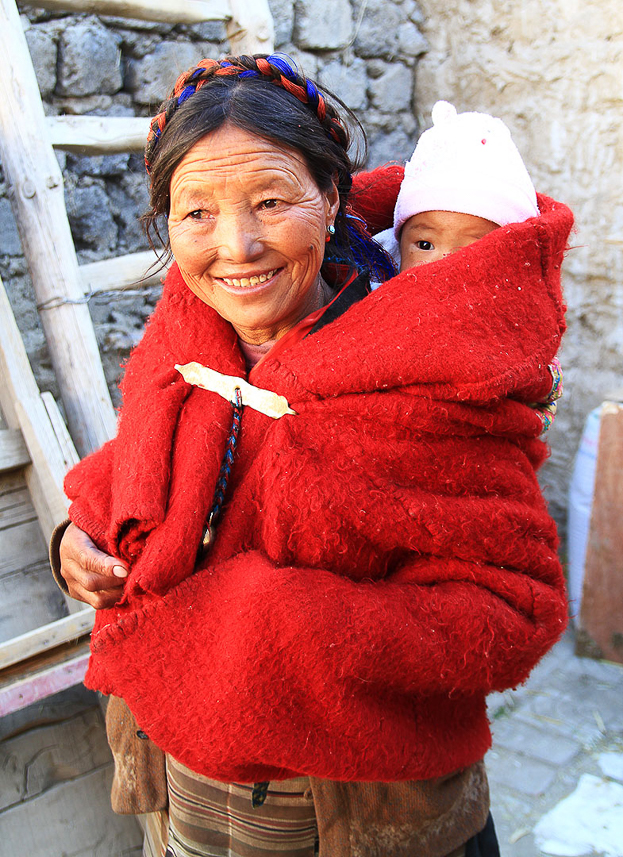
[392,101,539,239]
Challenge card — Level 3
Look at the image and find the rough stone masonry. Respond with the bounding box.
[5,0,611,544]
[1,0,427,406]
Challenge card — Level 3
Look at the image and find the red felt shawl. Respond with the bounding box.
[66,168,573,783]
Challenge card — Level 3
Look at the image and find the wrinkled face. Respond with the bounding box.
[168,123,339,344]
[399,210,499,271]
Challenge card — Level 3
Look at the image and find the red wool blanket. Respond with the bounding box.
[66,167,573,783]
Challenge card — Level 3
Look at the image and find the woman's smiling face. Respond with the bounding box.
[168,123,340,345]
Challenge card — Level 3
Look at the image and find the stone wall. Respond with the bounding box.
[1,0,426,406]
[1,8,426,848]
[413,0,623,537]
[4,0,613,534]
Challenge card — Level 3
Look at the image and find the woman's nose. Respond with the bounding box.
[215,211,264,262]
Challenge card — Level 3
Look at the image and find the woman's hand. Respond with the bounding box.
[59,523,128,609]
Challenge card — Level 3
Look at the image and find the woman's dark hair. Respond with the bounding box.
[142,54,395,282]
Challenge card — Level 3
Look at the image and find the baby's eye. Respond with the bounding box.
[416,240,434,251]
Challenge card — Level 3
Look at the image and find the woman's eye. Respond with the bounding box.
[416,240,434,251]
[260,199,279,210]
[188,210,205,220]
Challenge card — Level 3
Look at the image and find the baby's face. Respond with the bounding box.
[399,210,499,270]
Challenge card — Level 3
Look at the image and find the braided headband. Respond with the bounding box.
[145,54,344,174]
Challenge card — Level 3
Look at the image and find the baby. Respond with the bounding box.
[374,100,540,271]
[375,100,561,431]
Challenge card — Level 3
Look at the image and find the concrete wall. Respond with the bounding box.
[413,0,623,535]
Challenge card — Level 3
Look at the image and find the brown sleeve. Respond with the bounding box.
[49,518,71,593]
[310,761,489,857]
[106,695,168,814]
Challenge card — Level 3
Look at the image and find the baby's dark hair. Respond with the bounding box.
[142,54,395,282]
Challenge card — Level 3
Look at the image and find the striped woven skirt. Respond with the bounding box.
[140,756,489,857]
[143,755,318,857]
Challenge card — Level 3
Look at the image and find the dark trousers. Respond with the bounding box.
[465,814,501,856]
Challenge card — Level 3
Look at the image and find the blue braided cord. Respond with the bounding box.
[267,54,297,77]
[324,216,396,281]
[205,394,244,531]
[346,212,367,227]
[190,67,205,80]
[305,79,318,104]
[220,61,234,67]
[322,250,346,265]
[239,69,260,78]
[343,220,397,282]
[178,85,196,105]
[153,127,162,139]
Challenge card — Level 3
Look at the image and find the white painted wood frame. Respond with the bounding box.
[0,642,92,716]
[46,115,151,154]
[25,0,274,55]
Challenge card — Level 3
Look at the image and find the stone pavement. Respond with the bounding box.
[486,628,623,856]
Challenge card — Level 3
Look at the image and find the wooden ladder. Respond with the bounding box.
[0,274,94,715]
[0,0,274,715]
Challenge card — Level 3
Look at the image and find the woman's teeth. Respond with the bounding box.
[221,269,277,287]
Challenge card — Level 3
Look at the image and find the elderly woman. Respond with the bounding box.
[53,54,572,857]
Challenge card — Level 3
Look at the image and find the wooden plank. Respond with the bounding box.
[0,707,111,811]
[28,0,230,24]
[80,249,167,294]
[0,277,85,626]
[0,0,116,457]
[0,521,46,577]
[0,481,34,529]
[41,392,80,474]
[0,683,97,741]
[34,0,274,55]
[47,115,150,154]
[226,0,274,54]
[0,640,91,716]
[0,608,95,671]
[578,401,623,664]
[0,762,143,856]
[0,472,71,649]
[140,809,170,848]
[0,563,68,651]
[0,428,30,473]
[0,277,76,540]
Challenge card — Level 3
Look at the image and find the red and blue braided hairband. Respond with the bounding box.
[146,55,337,157]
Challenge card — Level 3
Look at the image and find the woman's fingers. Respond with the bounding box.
[59,523,128,609]
[67,576,125,609]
